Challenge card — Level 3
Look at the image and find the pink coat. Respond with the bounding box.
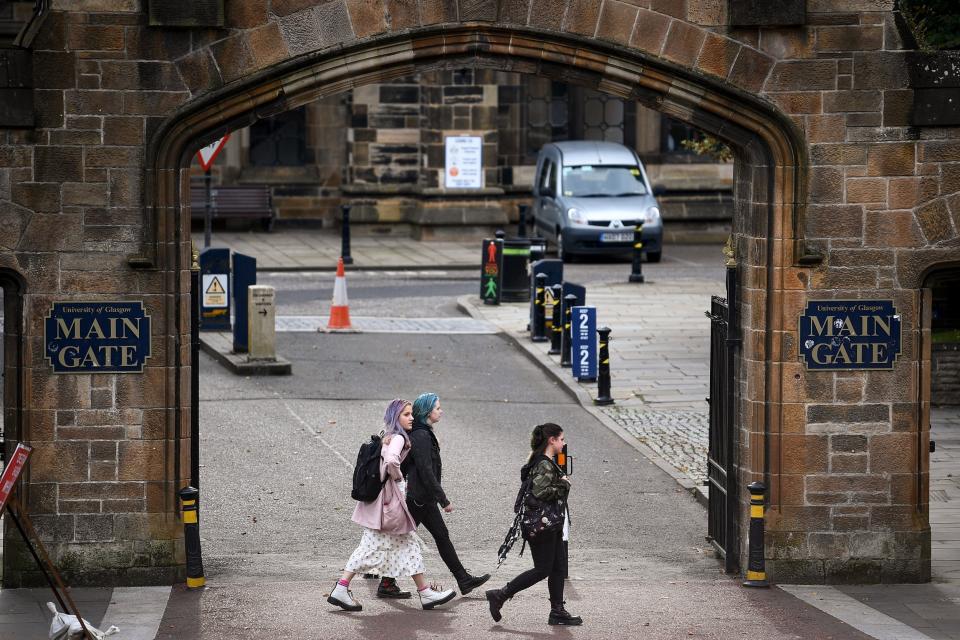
[351,434,417,533]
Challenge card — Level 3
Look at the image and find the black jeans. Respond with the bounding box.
[407,498,468,582]
[504,529,566,604]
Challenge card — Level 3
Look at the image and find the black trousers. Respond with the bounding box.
[407,498,468,581]
[504,529,566,604]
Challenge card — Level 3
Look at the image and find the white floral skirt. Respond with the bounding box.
[345,527,425,577]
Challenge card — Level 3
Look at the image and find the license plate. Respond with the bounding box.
[600,231,633,243]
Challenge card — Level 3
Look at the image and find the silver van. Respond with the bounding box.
[531,141,662,262]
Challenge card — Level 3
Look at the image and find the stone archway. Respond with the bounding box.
[140,25,807,576]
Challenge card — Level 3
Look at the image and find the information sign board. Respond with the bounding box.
[44,301,152,373]
[445,136,483,189]
[571,306,597,381]
[798,300,901,370]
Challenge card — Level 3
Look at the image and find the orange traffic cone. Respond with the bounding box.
[327,257,352,330]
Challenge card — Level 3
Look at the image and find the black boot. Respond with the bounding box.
[377,576,411,599]
[548,601,583,626]
[457,572,491,596]
[485,588,509,622]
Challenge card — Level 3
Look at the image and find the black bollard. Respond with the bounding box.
[531,273,548,342]
[517,204,529,238]
[742,482,770,588]
[548,284,563,355]
[595,326,614,405]
[629,222,644,283]
[495,229,505,242]
[179,486,206,588]
[560,293,576,367]
[340,204,353,265]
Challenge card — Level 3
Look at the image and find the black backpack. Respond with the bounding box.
[351,433,386,502]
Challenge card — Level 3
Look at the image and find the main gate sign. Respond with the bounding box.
[44,302,152,373]
[798,300,901,370]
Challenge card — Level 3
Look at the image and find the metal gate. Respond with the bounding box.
[706,291,738,573]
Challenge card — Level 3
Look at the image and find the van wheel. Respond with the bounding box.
[647,250,662,263]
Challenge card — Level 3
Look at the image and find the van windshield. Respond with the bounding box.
[561,165,648,197]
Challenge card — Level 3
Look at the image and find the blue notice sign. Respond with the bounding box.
[571,306,597,381]
[44,301,152,374]
[798,300,901,370]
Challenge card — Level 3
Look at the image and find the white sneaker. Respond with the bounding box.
[328,583,362,611]
[419,584,456,610]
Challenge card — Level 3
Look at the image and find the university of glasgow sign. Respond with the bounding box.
[799,300,901,370]
[44,302,152,374]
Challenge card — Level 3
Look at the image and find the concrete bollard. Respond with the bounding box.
[531,273,548,342]
[340,204,353,265]
[548,284,563,355]
[742,482,770,588]
[248,285,277,361]
[595,326,614,405]
[629,222,645,283]
[560,293,576,367]
[179,486,205,589]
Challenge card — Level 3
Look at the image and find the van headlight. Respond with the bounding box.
[642,206,661,224]
[566,207,586,224]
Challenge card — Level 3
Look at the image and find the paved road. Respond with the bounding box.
[154,329,872,639]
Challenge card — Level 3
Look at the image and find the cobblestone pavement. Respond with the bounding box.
[601,407,709,486]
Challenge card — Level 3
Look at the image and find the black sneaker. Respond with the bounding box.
[377,577,412,599]
[457,572,491,596]
[548,602,583,626]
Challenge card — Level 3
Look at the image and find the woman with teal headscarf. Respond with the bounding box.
[405,392,491,596]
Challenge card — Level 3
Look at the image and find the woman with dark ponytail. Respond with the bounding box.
[485,423,582,626]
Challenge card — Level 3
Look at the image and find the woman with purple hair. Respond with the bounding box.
[328,399,456,612]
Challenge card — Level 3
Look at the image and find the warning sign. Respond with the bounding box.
[202,274,228,308]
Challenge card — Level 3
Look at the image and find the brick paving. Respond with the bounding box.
[601,407,709,486]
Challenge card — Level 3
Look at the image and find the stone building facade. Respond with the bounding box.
[195,70,734,241]
[0,0,958,586]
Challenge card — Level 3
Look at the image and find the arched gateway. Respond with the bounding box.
[1,2,954,586]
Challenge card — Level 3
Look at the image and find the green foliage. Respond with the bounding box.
[932,328,960,344]
[900,0,960,51]
[680,136,733,162]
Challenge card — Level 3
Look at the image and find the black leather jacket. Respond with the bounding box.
[404,421,449,508]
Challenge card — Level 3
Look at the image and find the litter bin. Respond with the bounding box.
[501,238,532,302]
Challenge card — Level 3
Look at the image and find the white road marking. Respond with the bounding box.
[779,585,936,640]
[101,586,171,640]
[275,316,498,334]
[282,401,353,469]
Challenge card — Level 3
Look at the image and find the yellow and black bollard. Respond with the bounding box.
[532,273,548,342]
[742,481,769,588]
[595,326,614,405]
[179,486,206,589]
[560,294,576,367]
[629,222,645,283]
[548,284,563,355]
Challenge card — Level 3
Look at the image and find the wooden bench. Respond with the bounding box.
[190,184,275,231]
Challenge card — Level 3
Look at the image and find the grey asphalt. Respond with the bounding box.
[153,330,873,639]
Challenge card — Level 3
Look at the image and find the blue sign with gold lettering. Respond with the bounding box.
[44,301,152,374]
[799,300,901,370]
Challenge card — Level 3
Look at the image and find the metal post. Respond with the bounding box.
[340,203,353,265]
[179,486,206,589]
[532,273,548,342]
[560,293,576,367]
[495,229,505,242]
[629,222,644,283]
[203,169,212,249]
[595,326,614,405]
[190,247,200,490]
[517,204,529,238]
[548,284,563,355]
[742,482,769,588]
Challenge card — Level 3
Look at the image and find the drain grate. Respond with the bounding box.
[276,315,498,334]
[930,489,950,503]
